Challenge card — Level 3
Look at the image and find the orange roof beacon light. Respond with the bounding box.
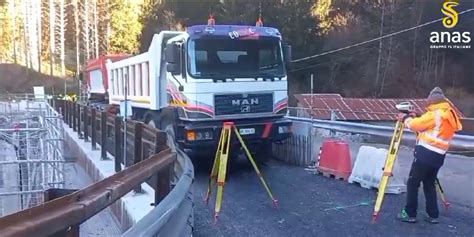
[256,16,263,27]
[207,14,216,26]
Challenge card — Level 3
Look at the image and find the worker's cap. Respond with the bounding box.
[427,87,447,105]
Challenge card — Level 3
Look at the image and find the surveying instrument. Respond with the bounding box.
[372,102,450,223]
[205,122,278,222]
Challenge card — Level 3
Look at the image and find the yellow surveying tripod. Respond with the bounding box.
[205,122,278,222]
[372,102,450,223]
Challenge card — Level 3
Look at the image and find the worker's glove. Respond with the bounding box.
[396,113,415,122]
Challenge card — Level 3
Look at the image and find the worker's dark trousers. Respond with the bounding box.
[405,160,440,218]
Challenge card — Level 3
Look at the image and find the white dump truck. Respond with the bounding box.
[100,22,292,162]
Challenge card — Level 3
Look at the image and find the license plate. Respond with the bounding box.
[239,128,255,135]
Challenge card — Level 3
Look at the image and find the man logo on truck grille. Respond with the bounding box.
[241,106,250,113]
[232,98,259,106]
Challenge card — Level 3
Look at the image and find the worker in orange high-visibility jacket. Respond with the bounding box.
[397,87,462,224]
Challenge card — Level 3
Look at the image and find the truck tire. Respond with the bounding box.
[253,141,272,165]
[144,112,177,150]
[145,113,180,185]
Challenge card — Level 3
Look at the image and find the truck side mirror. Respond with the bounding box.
[165,43,182,75]
[282,43,292,64]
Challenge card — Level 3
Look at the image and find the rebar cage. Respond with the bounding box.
[0,94,65,217]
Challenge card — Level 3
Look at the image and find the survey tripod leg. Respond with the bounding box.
[205,122,277,223]
[205,128,225,205]
[436,178,450,210]
[372,120,405,223]
[206,123,232,221]
[371,124,450,222]
[233,126,279,208]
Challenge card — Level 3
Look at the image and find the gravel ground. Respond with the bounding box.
[193,156,474,237]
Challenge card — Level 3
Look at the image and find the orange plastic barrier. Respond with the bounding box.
[316,139,352,180]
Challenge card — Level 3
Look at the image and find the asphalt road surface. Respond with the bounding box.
[193,153,474,237]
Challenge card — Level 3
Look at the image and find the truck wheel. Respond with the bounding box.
[253,141,272,165]
[145,114,177,150]
[162,122,177,152]
[146,115,180,185]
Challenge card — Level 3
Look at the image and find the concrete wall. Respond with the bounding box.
[63,123,155,232]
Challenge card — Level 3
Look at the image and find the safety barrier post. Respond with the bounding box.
[155,167,171,205]
[154,131,170,204]
[68,101,72,127]
[114,116,122,172]
[73,102,77,131]
[63,100,68,123]
[133,122,143,193]
[83,106,89,142]
[101,111,108,160]
[77,104,82,139]
[91,108,97,150]
[134,122,143,165]
[44,188,79,237]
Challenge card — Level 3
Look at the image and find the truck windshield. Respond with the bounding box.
[187,38,285,79]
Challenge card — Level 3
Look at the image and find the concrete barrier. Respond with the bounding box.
[349,145,406,194]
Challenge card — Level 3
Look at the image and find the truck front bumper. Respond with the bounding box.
[176,117,292,150]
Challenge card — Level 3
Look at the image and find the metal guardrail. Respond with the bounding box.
[0,148,176,237]
[123,147,194,237]
[288,116,474,150]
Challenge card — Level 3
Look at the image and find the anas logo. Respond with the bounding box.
[442,1,459,28]
[430,0,470,49]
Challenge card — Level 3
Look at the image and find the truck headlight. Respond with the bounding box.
[196,130,213,140]
[187,130,213,141]
[278,125,290,134]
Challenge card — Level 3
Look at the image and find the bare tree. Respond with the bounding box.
[36,0,42,72]
[22,0,30,68]
[75,0,80,75]
[9,0,18,64]
[374,2,384,94]
[59,0,65,75]
[93,0,99,58]
[49,0,55,75]
[85,0,90,60]
[105,0,110,52]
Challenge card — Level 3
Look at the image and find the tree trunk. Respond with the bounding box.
[75,0,80,76]
[49,0,55,76]
[375,3,385,93]
[380,6,394,97]
[25,0,38,70]
[11,0,17,64]
[22,0,29,68]
[94,0,99,58]
[37,0,42,73]
[60,0,65,76]
[413,2,423,73]
[85,0,90,60]
[106,0,110,52]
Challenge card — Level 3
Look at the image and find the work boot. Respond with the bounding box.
[424,214,439,224]
[397,209,417,223]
